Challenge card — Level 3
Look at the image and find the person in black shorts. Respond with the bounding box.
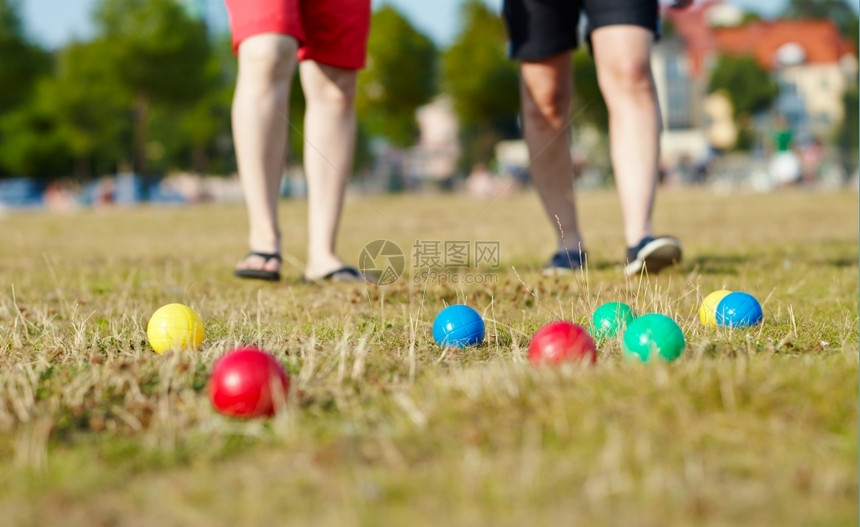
[503,0,692,276]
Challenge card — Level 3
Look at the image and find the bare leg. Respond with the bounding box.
[591,26,661,247]
[299,61,358,280]
[232,34,297,275]
[519,53,583,252]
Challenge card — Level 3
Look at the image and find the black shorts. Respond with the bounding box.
[502,0,659,60]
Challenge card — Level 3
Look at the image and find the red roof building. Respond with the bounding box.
[664,1,856,74]
[713,19,855,69]
[655,1,857,158]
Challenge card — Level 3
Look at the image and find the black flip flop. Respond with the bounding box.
[234,252,282,281]
[301,266,365,283]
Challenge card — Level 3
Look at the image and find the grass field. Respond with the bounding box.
[0,187,856,526]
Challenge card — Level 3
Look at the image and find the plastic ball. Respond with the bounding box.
[591,302,636,340]
[699,290,732,327]
[209,346,290,418]
[716,292,763,329]
[622,313,685,363]
[432,304,485,348]
[146,303,204,354]
[528,321,597,365]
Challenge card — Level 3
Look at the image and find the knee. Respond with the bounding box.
[307,69,358,109]
[238,35,297,80]
[326,73,357,105]
[523,82,569,131]
[598,59,653,100]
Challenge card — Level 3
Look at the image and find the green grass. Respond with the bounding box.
[0,187,856,526]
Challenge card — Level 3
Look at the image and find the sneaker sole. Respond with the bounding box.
[624,238,682,277]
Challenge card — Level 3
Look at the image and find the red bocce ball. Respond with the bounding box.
[528,321,597,366]
[209,346,290,418]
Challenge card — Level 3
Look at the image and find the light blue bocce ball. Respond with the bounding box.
[716,292,763,329]
[432,304,485,348]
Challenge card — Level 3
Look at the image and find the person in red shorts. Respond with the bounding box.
[226,0,370,282]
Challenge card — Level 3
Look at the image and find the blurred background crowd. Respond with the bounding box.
[0,0,856,211]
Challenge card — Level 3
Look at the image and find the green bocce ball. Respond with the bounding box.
[622,313,685,363]
[591,302,636,340]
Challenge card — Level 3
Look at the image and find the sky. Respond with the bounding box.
[19,0,795,50]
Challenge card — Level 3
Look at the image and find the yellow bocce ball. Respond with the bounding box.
[699,290,732,328]
[146,303,204,354]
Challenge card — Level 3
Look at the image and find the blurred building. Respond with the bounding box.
[406,96,460,182]
[713,18,856,138]
[653,0,857,163]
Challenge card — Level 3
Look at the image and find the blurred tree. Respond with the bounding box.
[569,48,611,178]
[94,0,212,174]
[783,0,846,17]
[0,40,130,179]
[571,49,608,134]
[845,15,859,53]
[442,0,519,169]
[707,54,777,150]
[783,0,858,46]
[836,88,858,172]
[357,5,437,148]
[286,74,307,167]
[708,55,777,118]
[0,93,76,177]
[662,19,676,38]
[740,12,763,25]
[153,33,236,175]
[0,0,50,116]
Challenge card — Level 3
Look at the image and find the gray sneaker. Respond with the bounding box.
[624,236,682,276]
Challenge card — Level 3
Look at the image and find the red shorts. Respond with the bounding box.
[225,0,371,70]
